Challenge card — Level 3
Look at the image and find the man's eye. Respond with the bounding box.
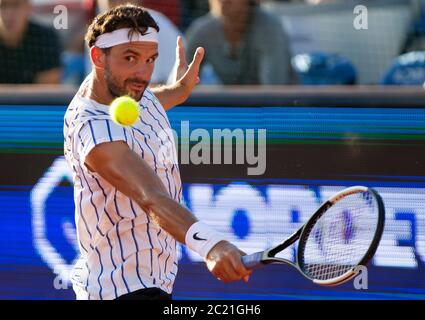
[147,57,156,64]
[125,56,136,62]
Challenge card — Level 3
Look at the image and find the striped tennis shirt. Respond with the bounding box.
[64,76,181,300]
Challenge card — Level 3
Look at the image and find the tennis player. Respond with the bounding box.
[63,4,251,300]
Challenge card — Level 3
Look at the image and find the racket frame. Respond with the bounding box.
[242,186,386,286]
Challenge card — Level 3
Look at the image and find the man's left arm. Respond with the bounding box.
[150,36,204,110]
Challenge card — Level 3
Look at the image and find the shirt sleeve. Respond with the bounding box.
[76,119,130,166]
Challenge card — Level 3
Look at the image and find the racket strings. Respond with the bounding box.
[301,191,378,281]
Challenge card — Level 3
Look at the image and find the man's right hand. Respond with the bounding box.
[205,241,253,283]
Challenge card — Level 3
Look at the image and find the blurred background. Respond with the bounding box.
[0,0,425,299]
[2,0,425,86]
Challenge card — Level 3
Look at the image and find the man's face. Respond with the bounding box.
[209,0,251,20]
[101,42,158,101]
[0,0,31,35]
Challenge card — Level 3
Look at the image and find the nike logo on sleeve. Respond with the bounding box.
[193,233,207,241]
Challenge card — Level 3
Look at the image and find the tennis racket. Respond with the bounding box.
[242,186,385,286]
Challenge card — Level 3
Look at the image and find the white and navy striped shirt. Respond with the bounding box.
[64,77,181,300]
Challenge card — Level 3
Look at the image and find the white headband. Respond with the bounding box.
[94,27,158,48]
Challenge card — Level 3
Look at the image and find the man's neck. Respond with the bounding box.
[222,11,250,48]
[0,25,26,48]
[85,73,114,106]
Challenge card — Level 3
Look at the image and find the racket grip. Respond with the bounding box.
[242,252,265,270]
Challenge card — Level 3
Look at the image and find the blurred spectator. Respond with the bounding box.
[88,0,181,85]
[185,0,292,85]
[181,0,210,30]
[58,0,91,85]
[292,52,357,85]
[61,31,87,86]
[305,0,339,4]
[272,0,342,3]
[403,1,425,53]
[381,51,425,85]
[142,0,182,28]
[0,0,62,84]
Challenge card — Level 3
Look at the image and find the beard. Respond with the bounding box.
[104,62,149,101]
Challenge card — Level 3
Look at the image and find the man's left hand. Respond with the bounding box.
[150,36,204,110]
[174,36,204,98]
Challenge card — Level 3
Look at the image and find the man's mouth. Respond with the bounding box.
[128,83,146,92]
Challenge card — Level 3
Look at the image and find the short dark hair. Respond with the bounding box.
[85,4,159,48]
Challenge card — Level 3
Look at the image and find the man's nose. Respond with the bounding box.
[133,63,152,80]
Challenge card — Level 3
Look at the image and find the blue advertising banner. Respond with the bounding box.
[0,105,424,299]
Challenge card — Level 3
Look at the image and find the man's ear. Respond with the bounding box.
[90,47,106,69]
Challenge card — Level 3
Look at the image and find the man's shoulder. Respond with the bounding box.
[65,97,91,127]
[65,96,108,133]
[250,7,288,43]
[143,88,164,109]
[253,7,284,30]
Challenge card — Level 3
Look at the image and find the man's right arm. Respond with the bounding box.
[85,140,195,243]
[84,140,252,283]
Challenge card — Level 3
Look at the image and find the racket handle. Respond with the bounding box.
[242,252,265,270]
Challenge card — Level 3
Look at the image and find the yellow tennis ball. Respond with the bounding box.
[110,96,139,126]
